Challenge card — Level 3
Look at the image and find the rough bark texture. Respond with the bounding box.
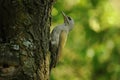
[0,0,54,80]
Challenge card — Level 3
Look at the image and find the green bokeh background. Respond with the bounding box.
[50,0,120,80]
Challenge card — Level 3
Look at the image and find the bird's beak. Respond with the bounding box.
[61,11,66,18]
[61,11,68,24]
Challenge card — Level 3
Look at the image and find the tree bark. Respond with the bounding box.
[0,0,54,80]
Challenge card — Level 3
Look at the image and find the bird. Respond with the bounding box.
[50,11,74,70]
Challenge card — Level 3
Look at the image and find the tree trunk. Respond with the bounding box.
[0,0,54,80]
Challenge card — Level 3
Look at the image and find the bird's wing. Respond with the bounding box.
[57,30,67,61]
[50,30,67,70]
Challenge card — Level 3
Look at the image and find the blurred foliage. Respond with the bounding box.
[50,0,120,80]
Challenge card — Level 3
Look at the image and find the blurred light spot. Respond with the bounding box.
[89,18,101,32]
[52,8,58,16]
[110,0,120,11]
[115,65,120,72]
[106,40,114,50]
[104,3,117,25]
[101,2,120,27]
[66,0,81,5]
[86,48,95,58]
[99,44,112,63]
[107,17,114,25]
[64,0,81,9]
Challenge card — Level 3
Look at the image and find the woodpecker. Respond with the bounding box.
[50,11,74,70]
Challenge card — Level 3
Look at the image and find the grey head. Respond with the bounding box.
[61,11,74,31]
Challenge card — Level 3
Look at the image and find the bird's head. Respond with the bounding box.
[61,11,74,30]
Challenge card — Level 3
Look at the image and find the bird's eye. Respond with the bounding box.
[67,16,71,20]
